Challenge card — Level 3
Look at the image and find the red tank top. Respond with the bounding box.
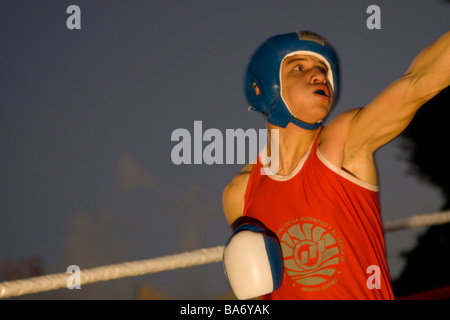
[243,128,394,300]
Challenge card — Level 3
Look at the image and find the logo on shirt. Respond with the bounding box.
[277,217,345,292]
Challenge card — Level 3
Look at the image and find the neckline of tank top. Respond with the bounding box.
[259,129,320,181]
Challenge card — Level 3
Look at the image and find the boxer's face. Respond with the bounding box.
[280,54,333,124]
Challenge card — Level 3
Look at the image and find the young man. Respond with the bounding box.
[222,31,449,299]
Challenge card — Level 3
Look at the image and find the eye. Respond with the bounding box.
[293,65,304,71]
[317,66,328,75]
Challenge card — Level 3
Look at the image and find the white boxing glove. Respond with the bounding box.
[223,217,284,300]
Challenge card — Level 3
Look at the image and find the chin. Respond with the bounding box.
[310,105,331,122]
[290,100,332,123]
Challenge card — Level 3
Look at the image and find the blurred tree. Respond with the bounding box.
[393,86,450,298]
[0,255,44,282]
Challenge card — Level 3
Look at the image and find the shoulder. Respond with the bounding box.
[323,108,362,135]
[222,163,253,225]
[320,107,379,185]
[319,108,362,155]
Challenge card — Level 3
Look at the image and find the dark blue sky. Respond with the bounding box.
[1,1,448,299]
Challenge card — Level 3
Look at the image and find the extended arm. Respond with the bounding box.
[346,31,450,154]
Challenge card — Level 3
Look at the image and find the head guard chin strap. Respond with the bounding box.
[245,31,339,130]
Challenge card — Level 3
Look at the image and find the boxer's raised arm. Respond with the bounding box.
[346,31,450,155]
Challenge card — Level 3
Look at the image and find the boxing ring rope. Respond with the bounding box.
[383,210,450,232]
[1,210,450,299]
[0,246,225,299]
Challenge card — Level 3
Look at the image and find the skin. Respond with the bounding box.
[223,31,450,225]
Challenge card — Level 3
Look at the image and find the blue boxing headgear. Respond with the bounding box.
[245,31,339,130]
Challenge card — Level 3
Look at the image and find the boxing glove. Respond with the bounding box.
[223,217,283,300]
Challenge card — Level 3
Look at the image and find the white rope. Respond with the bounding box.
[0,246,224,299]
[383,210,450,232]
[1,211,450,299]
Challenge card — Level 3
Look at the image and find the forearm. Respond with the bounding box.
[348,32,450,152]
[405,31,450,102]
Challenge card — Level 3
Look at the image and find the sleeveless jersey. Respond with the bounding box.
[243,128,394,300]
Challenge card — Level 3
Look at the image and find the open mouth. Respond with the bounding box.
[314,89,329,97]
